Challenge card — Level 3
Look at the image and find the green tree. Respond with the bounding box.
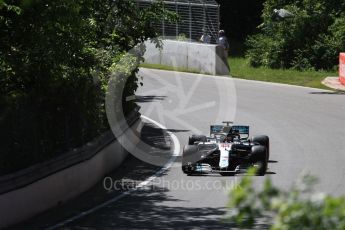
[246,0,345,70]
[228,169,345,229]
[0,0,175,174]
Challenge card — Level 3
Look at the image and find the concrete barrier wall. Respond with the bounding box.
[0,118,141,229]
[144,40,229,75]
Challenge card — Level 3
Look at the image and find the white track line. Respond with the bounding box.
[46,115,180,230]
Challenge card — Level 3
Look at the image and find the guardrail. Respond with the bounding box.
[0,107,141,229]
[0,108,140,195]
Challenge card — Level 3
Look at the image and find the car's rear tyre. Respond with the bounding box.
[251,135,270,160]
[250,145,268,176]
[188,135,207,145]
[182,145,198,174]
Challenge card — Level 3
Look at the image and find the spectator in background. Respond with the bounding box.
[200,28,211,44]
[217,30,230,72]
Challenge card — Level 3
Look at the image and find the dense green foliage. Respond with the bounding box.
[0,0,174,174]
[246,0,345,70]
[228,169,345,229]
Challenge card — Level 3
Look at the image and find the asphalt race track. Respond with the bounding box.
[135,68,345,195]
[14,68,345,229]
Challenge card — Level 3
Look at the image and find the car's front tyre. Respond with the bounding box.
[250,145,268,176]
[188,135,207,145]
[251,135,270,160]
[182,145,198,175]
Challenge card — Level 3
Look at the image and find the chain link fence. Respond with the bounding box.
[138,0,220,44]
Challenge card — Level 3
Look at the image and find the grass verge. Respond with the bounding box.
[140,63,204,75]
[229,57,336,89]
[140,57,337,90]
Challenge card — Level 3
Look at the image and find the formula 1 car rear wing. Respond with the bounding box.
[232,125,249,135]
[210,125,250,136]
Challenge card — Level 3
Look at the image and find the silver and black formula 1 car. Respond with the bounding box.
[182,122,270,176]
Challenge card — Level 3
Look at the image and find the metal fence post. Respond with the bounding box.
[203,2,206,34]
[175,0,178,38]
[189,1,192,42]
[162,3,165,38]
[217,4,220,41]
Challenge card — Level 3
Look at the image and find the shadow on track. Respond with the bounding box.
[166,129,190,133]
[136,95,167,103]
[61,185,271,230]
[268,160,278,163]
[309,91,345,95]
[9,120,174,230]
